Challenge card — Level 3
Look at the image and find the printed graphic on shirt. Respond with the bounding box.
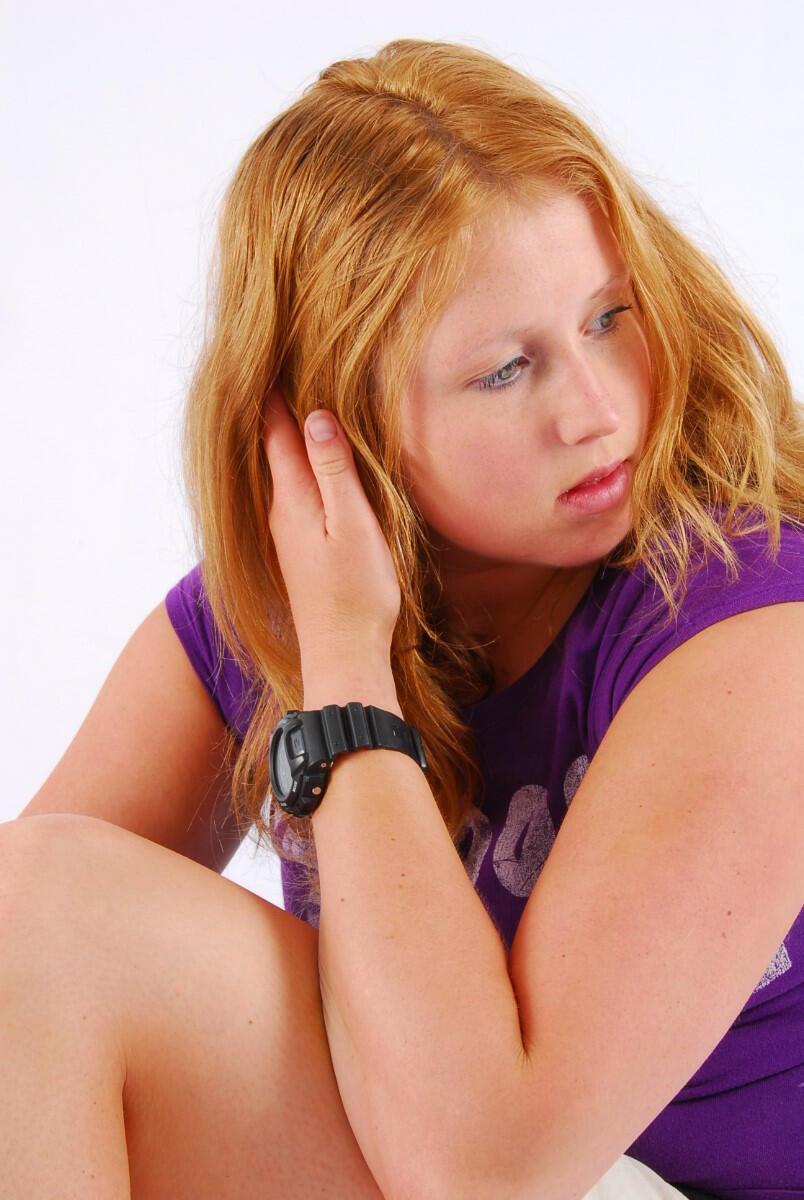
[456,753,590,890]
[455,755,793,997]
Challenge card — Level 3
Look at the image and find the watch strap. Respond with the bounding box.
[317,702,428,772]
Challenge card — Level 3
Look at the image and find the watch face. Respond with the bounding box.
[270,713,303,804]
[273,732,294,798]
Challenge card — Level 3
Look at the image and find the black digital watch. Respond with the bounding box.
[268,702,428,818]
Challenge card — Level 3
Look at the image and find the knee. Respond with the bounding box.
[1,810,107,852]
[0,813,126,964]
[0,815,130,1090]
[0,812,110,898]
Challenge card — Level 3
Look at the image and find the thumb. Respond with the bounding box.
[305,409,340,449]
[304,409,365,533]
[305,410,350,479]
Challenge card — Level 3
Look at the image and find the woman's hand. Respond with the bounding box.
[262,383,402,673]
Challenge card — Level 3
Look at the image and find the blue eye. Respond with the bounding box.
[474,304,634,393]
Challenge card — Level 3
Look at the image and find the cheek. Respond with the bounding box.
[408,433,535,544]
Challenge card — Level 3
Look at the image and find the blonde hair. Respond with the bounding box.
[178,38,804,914]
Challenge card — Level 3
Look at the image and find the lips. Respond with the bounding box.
[561,459,624,496]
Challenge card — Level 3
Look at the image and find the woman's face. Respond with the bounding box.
[401,189,654,636]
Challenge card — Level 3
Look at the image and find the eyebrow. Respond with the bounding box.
[456,267,631,366]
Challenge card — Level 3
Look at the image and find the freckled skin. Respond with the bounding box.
[401,190,654,673]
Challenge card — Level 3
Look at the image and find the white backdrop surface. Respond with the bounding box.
[2,1,802,910]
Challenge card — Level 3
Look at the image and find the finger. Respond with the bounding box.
[303,408,372,535]
[263,386,322,519]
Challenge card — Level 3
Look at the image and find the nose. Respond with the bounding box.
[551,350,621,445]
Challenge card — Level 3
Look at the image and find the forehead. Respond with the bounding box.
[415,192,626,374]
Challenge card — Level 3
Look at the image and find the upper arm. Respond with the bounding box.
[17,599,248,873]
[505,601,804,1199]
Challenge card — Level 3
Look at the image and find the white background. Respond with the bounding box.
[2,1,802,909]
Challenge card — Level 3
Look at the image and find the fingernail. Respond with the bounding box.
[307,412,337,442]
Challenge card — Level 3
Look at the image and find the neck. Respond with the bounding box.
[439,561,599,647]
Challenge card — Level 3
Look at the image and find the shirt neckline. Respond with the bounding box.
[457,561,612,723]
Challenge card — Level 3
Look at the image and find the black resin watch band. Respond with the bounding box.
[316,703,428,772]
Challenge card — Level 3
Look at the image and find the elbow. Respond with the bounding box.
[420,1078,548,1200]
[375,1145,495,1200]
[416,1125,537,1200]
[421,1160,534,1200]
[380,1046,539,1200]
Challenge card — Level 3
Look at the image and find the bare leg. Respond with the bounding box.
[0,813,386,1200]
[1,827,130,1196]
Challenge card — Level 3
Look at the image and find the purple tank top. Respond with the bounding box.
[165,516,804,1197]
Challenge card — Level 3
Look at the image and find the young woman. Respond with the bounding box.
[7,37,803,1200]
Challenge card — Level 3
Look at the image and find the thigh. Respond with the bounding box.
[1,814,386,1200]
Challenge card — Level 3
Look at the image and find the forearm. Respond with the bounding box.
[306,666,528,1200]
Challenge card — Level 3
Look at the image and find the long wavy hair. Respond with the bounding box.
[178,37,804,914]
